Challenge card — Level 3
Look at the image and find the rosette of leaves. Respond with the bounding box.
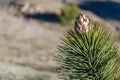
[56,22,120,80]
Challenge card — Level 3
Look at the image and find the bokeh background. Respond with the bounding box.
[0,0,120,80]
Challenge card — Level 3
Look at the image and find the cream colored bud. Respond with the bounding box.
[75,14,90,32]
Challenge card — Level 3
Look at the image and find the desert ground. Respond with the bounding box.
[0,0,119,80]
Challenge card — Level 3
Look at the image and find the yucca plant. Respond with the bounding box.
[56,14,120,80]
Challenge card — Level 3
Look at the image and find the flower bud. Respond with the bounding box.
[75,14,90,32]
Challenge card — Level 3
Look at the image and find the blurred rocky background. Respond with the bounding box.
[0,0,120,80]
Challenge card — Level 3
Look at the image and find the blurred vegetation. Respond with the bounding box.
[0,74,50,80]
[59,5,80,25]
[25,76,48,80]
[117,33,120,41]
[0,75,8,80]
